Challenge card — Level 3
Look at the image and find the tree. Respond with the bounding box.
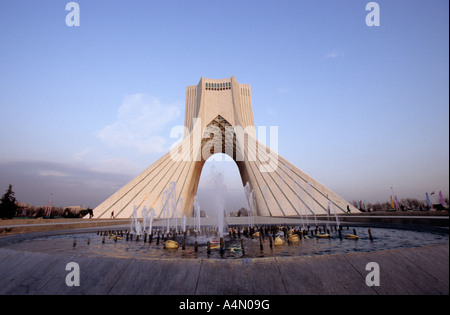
[237,207,249,217]
[0,184,18,219]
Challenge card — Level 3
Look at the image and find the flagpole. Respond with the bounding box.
[390,187,396,210]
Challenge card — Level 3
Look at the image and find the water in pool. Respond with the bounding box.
[4,225,448,260]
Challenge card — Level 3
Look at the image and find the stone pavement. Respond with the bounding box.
[0,218,129,236]
[0,215,448,295]
[0,243,447,295]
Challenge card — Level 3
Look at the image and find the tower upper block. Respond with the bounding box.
[184,76,255,138]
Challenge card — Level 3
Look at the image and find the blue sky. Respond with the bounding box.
[0,0,448,209]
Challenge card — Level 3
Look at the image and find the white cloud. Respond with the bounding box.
[37,170,69,177]
[325,50,345,59]
[98,94,181,155]
[0,160,133,207]
[93,157,143,176]
[74,147,90,160]
[277,87,290,94]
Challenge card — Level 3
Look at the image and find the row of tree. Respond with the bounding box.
[0,184,16,219]
[2,184,448,219]
[0,184,69,219]
[351,196,449,212]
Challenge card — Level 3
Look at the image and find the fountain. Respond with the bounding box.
[193,195,201,233]
[249,190,256,228]
[294,182,305,230]
[131,205,142,235]
[174,196,183,232]
[130,206,136,232]
[136,220,142,236]
[244,182,251,223]
[147,208,155,235]
[84,167,447,262]
[326,200,331,232]
[5,197,448,262]
[244,182,255,228]
[297,194,305,230]
[182,214,187,233]
[141,206,148,233]
[330,202,340,229]
[162,181,177,234]
[297,180,309,228]
[209,166,227,238]
[307,182,318,227]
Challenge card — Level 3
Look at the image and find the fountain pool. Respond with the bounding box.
[3,225,447,260]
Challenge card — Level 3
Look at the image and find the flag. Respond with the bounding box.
[438,191,448,208]
[390,196,395,209]
[394,195,400,210]
[426,192,432,208]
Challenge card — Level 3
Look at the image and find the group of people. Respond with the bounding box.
[87,210,117,219]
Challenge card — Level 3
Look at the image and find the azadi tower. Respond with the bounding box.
[94,76,359,218]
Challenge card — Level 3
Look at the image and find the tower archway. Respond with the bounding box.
[195,153,248,218]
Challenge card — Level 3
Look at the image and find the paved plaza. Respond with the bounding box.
[0,215,448,295]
